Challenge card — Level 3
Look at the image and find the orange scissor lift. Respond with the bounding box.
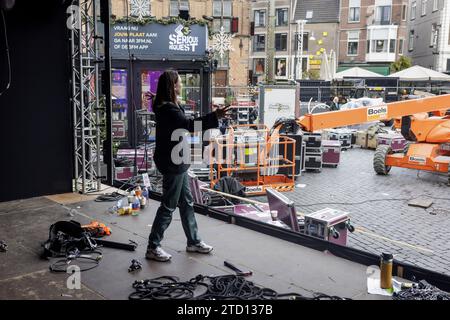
[209,124,296,196]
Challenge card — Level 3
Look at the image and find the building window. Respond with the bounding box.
[430,24,439,48]
[411,1,416,20]
[253,34,265,52]
[295,33,309,52]
[389,39,396,53]
[111,69,128,139]
[274,58,287,77]
[170,1,188,17]
[421,0,427,16]
[376,6,391,25]
[401,4,407,20]
[253,58,265,74]
[447,59,450,72]
[433,0,438,11]
[275,8,288,26]
[371,39,389,53]
[367,40,370,53]
[215,51,229,68]
[398,39,404,55]
[275,33,288,51]
[347,31,359,55]
[348,0,361,22]
[223,0,232,16]
[254,10,266,27]
[213,0,232,17]
[213,18,231,32]
[409,30,415,51]
[213,1,232,33]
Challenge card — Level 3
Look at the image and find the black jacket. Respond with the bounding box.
[153,102,219,175]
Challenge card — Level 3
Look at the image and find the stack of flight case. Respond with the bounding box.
[303,133,322,172]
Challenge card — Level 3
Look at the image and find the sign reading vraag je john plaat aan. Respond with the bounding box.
[111,23,208,59]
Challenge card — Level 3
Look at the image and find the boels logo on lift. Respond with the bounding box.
[367,105,388,121]
[408,155,426,164]
[245,186,264,194]
[169,25,199,52]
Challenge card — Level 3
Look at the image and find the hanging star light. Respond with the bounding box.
[130,0,150,21]
[211,26,235,59]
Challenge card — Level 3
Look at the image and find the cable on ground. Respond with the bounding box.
[128,274,350,300]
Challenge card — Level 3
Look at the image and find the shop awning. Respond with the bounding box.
[334,67,383,80]
[389,65,450,81]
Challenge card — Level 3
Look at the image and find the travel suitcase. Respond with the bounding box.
[114,166,134,181]
[321,140,341,167]
[328,129,352,150]
[303,132,322,148]
[356,130,368,148]
[304,152,322,171]
[377,132,407,153]
[303,208,352,246]
[321,129,331,141]
[367,124,388,149]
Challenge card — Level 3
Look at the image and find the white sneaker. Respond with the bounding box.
[186,241,213,254]
[145,247,172,262]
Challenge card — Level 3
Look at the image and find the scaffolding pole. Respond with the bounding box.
[71,0,103,193]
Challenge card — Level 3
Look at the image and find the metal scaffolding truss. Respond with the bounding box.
[70,0,103,193]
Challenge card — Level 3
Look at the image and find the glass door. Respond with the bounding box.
[111,69,128,140]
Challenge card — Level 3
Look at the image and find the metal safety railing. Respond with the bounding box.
[209,124,296,195]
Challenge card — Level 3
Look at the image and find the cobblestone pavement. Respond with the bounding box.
[257,148,450,275]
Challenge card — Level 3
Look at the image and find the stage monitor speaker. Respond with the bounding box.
[0,0,15,10]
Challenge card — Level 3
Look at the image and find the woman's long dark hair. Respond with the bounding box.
[153,70,179,108]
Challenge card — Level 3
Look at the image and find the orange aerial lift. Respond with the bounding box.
[292,94,450,184]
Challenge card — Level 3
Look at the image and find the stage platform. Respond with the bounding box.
[0,193,389,300]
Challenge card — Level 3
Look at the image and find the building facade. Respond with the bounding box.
[111,0,251,88]
[248,0,340,83]
[293,0,340,79]
[338,0,409,75]
[249,0,295,83]
[406,0,450,73]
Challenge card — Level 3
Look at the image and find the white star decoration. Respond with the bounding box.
[211,26,234,59]
[130,0,150,20]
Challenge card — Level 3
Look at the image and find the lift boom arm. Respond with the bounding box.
[297,94,450,132]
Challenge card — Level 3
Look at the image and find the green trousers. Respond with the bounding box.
[148,171,201,249]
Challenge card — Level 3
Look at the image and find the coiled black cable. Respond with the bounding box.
[49,250,103,273]
[129,274,350,300]
[393,280,450,300]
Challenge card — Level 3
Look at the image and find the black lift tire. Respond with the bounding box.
[374,145,393,175]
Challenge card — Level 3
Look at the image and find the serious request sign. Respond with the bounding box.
[111,23,208,60]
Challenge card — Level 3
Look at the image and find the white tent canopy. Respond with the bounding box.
[389,65,450,81]
[334,67,382,80]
